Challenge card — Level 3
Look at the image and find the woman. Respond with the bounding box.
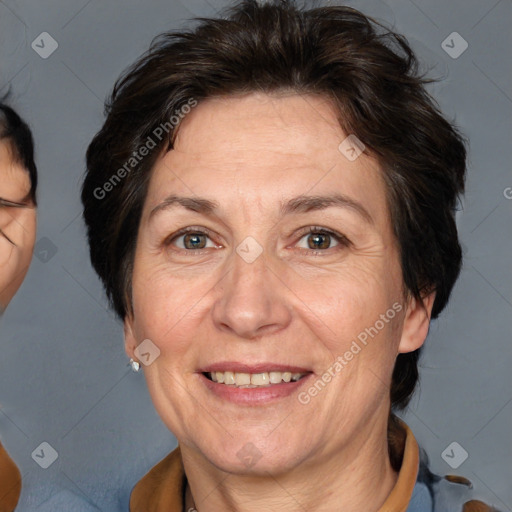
[0,102,37,511]
[82,1,500,510]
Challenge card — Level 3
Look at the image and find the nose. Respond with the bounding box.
[211,248,292,340]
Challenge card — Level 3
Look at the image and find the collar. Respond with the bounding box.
[0,441,22,512]
[130,419,420,512]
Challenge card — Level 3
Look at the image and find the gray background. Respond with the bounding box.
[0,0,510,510]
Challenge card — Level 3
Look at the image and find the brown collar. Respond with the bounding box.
[0,442,22,512]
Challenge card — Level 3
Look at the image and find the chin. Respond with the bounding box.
[193,430,311,477]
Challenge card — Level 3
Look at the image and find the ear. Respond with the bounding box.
[124,314,138,360]
[398,291,436,354]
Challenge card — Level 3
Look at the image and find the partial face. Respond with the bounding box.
[125,93,430,474]
[0,141,37,312]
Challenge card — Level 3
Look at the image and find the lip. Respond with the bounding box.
[197,363,313,405]
[198,362,311,374]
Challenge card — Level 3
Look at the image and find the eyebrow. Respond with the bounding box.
[281,194,373,223]
[149,193,373,224]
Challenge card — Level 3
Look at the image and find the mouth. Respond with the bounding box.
[198,363,313,404]
[203,370,310,388]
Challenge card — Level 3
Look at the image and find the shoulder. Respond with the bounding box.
[15,485,103,512]
[0,441,21,512]
[33,491,102,512]
[130,446,185,512]
[414,447,503,512]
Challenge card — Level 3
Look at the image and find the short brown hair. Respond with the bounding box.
[82,0,467,410]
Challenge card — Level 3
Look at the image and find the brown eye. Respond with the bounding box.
[295,227,350,254]
[182,233,207,250]
[307,232,332,250]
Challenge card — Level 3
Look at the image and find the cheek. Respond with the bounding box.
[20,213,37,261]
[130,263,208,356]
[0,211,36,281]
[300,261,400,321]
[292,261,404,365]
[0,236,15,268]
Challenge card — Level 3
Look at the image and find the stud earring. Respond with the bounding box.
[129,358,141,372]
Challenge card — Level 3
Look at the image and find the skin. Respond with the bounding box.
[0,140,37,312]
[125,92,435,512]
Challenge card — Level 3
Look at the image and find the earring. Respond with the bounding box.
[129,358,141,372]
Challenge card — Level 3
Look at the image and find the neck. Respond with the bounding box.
[182,413,399,512]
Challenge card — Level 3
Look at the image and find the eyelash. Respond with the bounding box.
[295,226,351,255]
[164,225,350,256]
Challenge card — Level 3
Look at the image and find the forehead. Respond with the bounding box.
[145,92,388,219]
[0,140,30,201]
[173,92,343,160]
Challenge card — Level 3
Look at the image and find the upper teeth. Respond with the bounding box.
[209,371,306,387]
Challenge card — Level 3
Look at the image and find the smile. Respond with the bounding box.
[205,371,308,388]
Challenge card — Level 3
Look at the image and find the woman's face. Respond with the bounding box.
[125,93,432,474]
[0,141,36,311]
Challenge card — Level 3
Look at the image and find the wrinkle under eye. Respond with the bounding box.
[0,227,15,245]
